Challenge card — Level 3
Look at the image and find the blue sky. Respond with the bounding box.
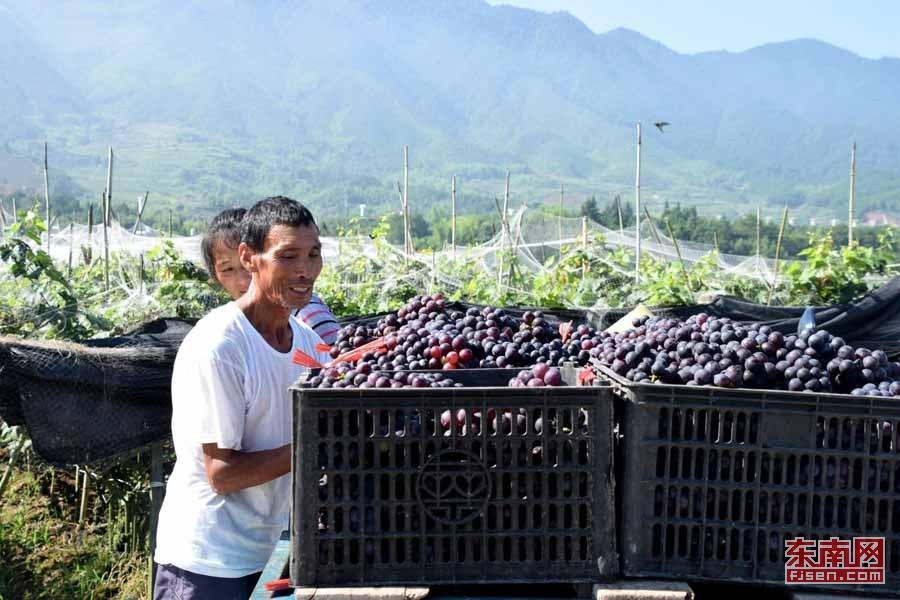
[487,0,899,59]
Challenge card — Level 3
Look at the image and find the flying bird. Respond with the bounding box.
[654,121,670,132]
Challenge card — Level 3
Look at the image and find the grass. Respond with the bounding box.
[0,457,148,600]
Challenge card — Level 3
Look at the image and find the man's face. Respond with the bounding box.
[212,241,251,300]
[240,224,322,309]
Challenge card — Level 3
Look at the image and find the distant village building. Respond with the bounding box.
[863,211,899,226]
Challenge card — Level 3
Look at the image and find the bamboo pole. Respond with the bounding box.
[558,183,564,244]
[108,502,114,551]
[755,205,761,273]
[503,170,510,246]
[499,171,511,288]
[104,147,113,290]
[713,230,721,273]
[43,141,51,250]
[431,252,436,291]
[85,204,94,265]
[133,191,149,235]
[123,501,131,553]
[67,222,74,278]
[451,175,457,261]
[106,147,114,214]
[581,216,588,277]
[767,206,789,306]
[78,469,90,525]
[102,190,109,291]
[168,209,173,237]
[11,197,17,224]
[396,179,407,265]
[149,442,165,598]
[0,199,6,239]
[494,197,506,289]
[402,145,410,258]
[634,122,642,283]
[0,436,24,503]
[665,218,692,292]
[643,206,663,246]
[581,215,588,249]
[615,194,624,237]
[848,142,856,246]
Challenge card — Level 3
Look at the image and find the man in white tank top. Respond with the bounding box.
[154,197,330,599]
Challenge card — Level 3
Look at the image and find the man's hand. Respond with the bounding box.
[202,443,291,495]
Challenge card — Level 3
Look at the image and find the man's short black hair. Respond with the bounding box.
[201,207,246,279]
[241,196,317,252]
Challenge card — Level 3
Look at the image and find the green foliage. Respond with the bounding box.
[584,199,896,262]
[0,209,94,339]
[530,236,633,308]
[1,209,223,340]
[145,241,225,320]
[0,460,151,600]
[315,217,420,317]
[782,229,896,305]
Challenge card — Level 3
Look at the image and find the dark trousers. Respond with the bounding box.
[153,563,262,600]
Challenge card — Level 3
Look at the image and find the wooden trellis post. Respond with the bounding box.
[133,191,149,235]
[451,175,457,260]
[615,194,624,237]
[102,191,109,290]
[67,222,74,278]
[148,442,165,598]
[634,122,642,283]
[558,183,564,244]
[44,142,51,250]
[402,145,411,259]
[643,206,663,246]
[78,469,90,525]
[848,142,856,246]
[581,216,588,277]
[767,206,789,306]
[104,147,114,291]
[755,205,762,274]
[665,218,692,293]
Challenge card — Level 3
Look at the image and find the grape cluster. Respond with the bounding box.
[307,364,461,389]
[507,363,565,387]
[311,294,601,389]
[595,313,900,393]
[852,380,900,397]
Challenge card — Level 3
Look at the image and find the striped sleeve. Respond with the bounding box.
[294,294,340,345]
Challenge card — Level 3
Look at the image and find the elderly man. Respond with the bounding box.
[154,196,330,599]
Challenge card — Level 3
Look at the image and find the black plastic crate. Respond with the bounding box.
[603,366,900,596]
[290,369,616,586]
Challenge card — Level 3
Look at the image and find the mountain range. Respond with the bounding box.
[1,0,898,222]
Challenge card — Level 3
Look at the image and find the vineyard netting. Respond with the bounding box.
[12,205,794,302]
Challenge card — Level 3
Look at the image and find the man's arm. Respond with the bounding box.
[202,443,291,495]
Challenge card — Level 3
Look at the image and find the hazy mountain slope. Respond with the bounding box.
[1,0,897,218]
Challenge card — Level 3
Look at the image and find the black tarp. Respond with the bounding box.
[584,277,900,357]
[0,319,194,465]
[2,278,898,465]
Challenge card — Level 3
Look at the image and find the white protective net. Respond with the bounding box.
[1,202,788,312]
